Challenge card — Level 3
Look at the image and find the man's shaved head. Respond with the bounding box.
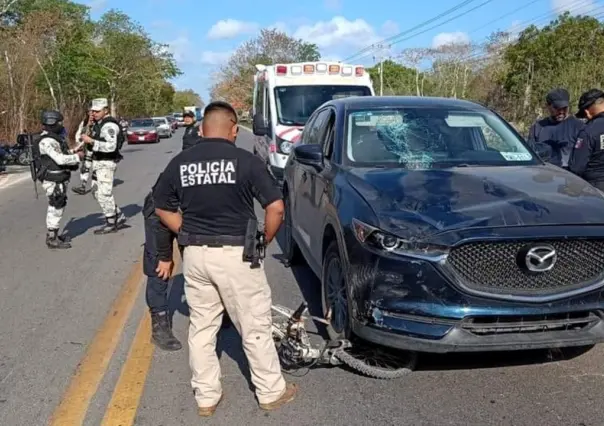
[202,101,239,142]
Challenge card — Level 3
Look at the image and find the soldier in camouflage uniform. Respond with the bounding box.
[34,111,85,249]
[80,98,127,234]
[72,109,95,195]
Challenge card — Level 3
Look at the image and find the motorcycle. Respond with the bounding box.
[0,136,31,166]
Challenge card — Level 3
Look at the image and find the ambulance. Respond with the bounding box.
[251,61,375,181]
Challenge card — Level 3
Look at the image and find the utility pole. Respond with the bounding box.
[375,43,385,96]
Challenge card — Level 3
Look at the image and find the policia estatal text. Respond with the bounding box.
[154,101,298,417]
[30,111,85,249]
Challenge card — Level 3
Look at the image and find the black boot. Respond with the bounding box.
[46,229,71,249]
[93,213,127,235]
[72,184,91,195]
[150,311,182,351]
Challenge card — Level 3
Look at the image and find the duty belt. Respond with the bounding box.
[177,232,245,247]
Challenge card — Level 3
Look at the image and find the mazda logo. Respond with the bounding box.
[524,245,557,272]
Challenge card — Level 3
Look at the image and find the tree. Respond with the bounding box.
[501,12,604,124]
[210,28,320,109]
[0,0,192,142]
[366,59,420,96]
[172,89,203,111]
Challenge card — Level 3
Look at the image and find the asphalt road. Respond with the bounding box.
[0,128,603,426]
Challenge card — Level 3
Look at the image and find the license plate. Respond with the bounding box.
[139,136,145,141]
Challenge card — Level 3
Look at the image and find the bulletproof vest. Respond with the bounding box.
[182,123,201,151]
[90,116,125,161]
[31,132,75,182]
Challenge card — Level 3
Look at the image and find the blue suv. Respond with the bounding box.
[282,95,604,353]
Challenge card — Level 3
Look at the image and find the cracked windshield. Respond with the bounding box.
[347,109,536,169]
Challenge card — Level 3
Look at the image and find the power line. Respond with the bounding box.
[388,0,600,66]
[457,1,604,64]
[352,0,496,64]
[466,0,545,35]
[343,0,480,62]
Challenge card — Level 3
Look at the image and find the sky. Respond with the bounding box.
[80,0,602,102]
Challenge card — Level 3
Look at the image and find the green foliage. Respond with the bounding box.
[173,89,204,111]
[0,0,193,140]
[211,28,321,108]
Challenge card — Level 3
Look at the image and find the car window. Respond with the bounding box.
[131,119,154,127]
[305,109,331,145]
[345,107,538,169]
[322,111,336,158]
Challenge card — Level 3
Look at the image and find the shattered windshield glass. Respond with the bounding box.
[345,107,536,169]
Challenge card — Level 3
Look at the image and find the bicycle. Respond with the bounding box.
[271,301,418,380]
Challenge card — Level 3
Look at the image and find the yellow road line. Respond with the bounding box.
[49,259,144,426]
[101,249,182,425]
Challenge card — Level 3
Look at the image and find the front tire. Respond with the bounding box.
[321,241,351,341]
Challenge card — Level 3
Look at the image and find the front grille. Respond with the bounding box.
[447,240,604,296]
[461,311,600,336]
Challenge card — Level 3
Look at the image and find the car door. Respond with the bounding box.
[295,108,332,256]
[307,108,338,255]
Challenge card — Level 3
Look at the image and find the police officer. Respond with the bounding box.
[568,89,604,190]
[35,111,85,249]
[80,98,127,234]
[142,173,182,351]
[527,88,584,167]
[154,101,297,417]
[182,110,202,150]
[72,109,95,195]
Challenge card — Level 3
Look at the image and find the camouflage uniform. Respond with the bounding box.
[88,98,126,234]
[38,132,80,248]
[72,119,94,195]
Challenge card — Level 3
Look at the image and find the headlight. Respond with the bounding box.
[149,130,157,133]
[126,131,133,135]
[277,136,293,154]
[352,218,448,259]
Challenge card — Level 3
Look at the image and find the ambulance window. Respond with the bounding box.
[253,83,262,114]
[263,84,272,137]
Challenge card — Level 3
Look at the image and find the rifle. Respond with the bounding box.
[27,133,38,199]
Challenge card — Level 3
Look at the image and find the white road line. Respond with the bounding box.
[0,172,31,190]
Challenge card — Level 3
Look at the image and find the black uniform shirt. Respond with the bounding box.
[568,112,604,183]
[153,138,282,236]
[527,115,584,167]
[182,123,202,151]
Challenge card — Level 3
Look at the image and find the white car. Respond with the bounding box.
[152,117,173,138]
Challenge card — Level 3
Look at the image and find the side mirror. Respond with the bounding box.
[294,144,323,169]
[253,113,268,137]
[534,142,552,163]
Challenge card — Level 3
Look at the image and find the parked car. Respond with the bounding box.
[152,117,172,138]
[166,116,178,131]
[172,112,184,127]
[126,118,159,144]
[282,95,604,354]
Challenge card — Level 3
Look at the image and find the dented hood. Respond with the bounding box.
[346,164,604,240]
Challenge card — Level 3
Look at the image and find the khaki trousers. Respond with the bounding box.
[183,245,286,407]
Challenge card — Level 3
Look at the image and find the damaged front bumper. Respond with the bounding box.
[347,244,604,353]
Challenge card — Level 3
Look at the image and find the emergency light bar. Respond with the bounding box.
[269,64,365,77]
